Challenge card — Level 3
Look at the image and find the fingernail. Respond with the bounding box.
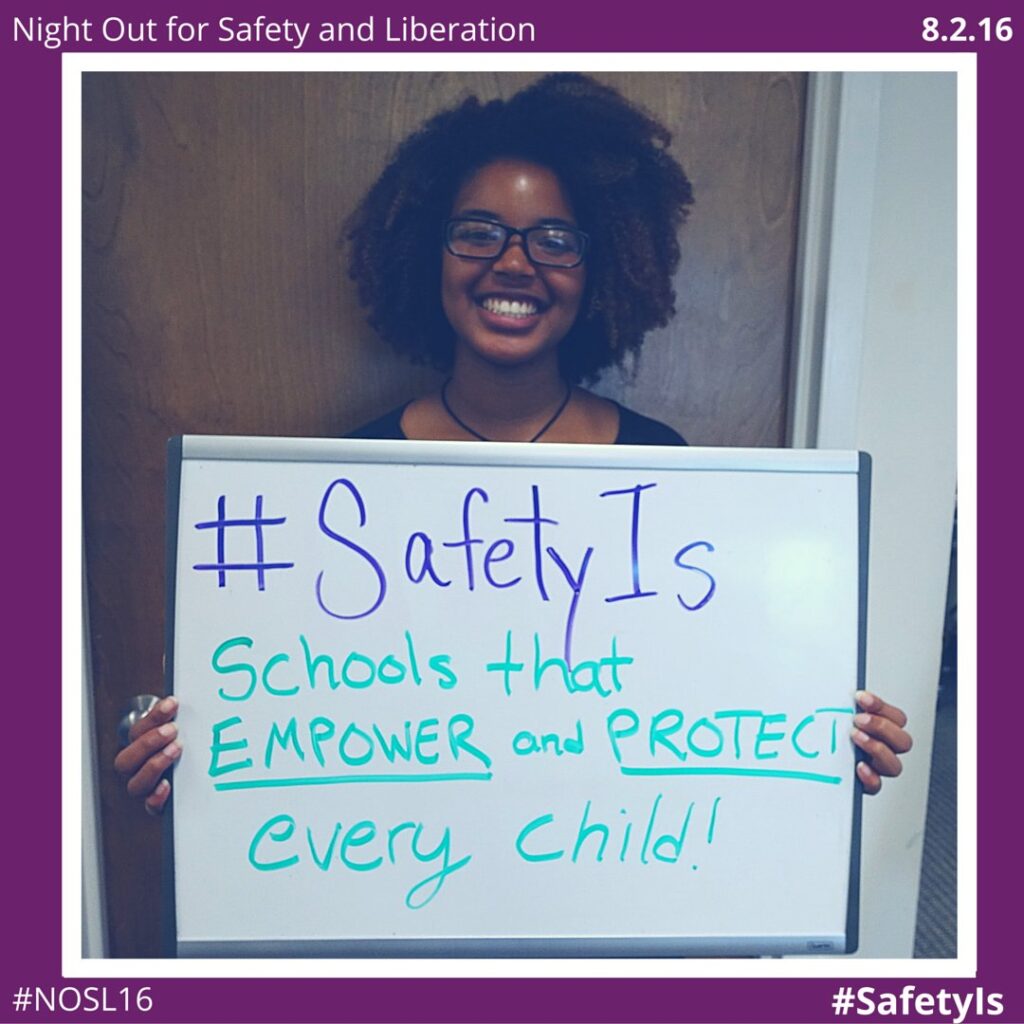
[158,723,177,738]
[158,697,178,714]
[851,728,869,743]
[853,713,870,727]
[856,691,877,709]
[165,741,182,759]
[145,780,170,817]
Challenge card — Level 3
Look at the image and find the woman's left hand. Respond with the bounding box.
[851,691,912,795]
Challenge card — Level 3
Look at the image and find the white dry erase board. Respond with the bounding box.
[165,436,869,957]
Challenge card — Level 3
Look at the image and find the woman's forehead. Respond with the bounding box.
[450,159,576,221]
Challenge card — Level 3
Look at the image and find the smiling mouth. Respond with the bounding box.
[479,296,542,318]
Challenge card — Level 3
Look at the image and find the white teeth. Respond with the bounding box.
[481,297,538,317]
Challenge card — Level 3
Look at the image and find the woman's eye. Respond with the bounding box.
[535,231,576,254]
[454,224,503,245]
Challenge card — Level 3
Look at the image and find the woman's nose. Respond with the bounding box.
[492,236,534,275]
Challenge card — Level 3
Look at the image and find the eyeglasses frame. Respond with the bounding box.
[443,217,589,269]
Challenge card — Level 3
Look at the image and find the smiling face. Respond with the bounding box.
[441,159,586,373]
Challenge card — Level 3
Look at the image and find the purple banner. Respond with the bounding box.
[3,1,1015,1021]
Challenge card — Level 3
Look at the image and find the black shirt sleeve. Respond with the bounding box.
[345,404,409,440]
[613,402,687,446]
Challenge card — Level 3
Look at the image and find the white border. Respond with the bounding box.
[955,49,978,984]
[64,50,976,980]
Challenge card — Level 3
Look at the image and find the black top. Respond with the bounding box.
[347,400,686,446]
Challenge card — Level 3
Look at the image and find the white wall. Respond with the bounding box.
[82,573,108,957]
[796,72,958,958]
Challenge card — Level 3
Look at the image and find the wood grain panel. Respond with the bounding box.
[602,72,804,445]
[83,71,805,955]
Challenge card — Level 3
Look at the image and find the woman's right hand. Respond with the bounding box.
[113,696,181,815]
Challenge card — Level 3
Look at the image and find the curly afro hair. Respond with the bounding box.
[345,73,694,383]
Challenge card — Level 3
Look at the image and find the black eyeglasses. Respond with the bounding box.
[443,218,588,268]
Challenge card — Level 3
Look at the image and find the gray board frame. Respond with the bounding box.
[163,436,868,958]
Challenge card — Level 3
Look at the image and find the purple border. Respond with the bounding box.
[5,1,1015,1021]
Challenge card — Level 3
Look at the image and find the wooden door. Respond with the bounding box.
[83,71,806,956]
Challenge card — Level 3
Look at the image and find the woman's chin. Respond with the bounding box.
[459,336,559,373]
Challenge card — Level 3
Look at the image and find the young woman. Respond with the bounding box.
[116,73,911,811]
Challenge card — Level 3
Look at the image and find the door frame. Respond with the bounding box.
[789,70,962,959]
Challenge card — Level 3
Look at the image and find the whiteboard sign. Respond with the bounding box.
[166,437,868,957]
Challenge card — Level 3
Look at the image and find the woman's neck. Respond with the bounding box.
[445,351,569,441]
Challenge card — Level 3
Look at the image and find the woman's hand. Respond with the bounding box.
[851,691,912,795]
[113,696,181,815]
